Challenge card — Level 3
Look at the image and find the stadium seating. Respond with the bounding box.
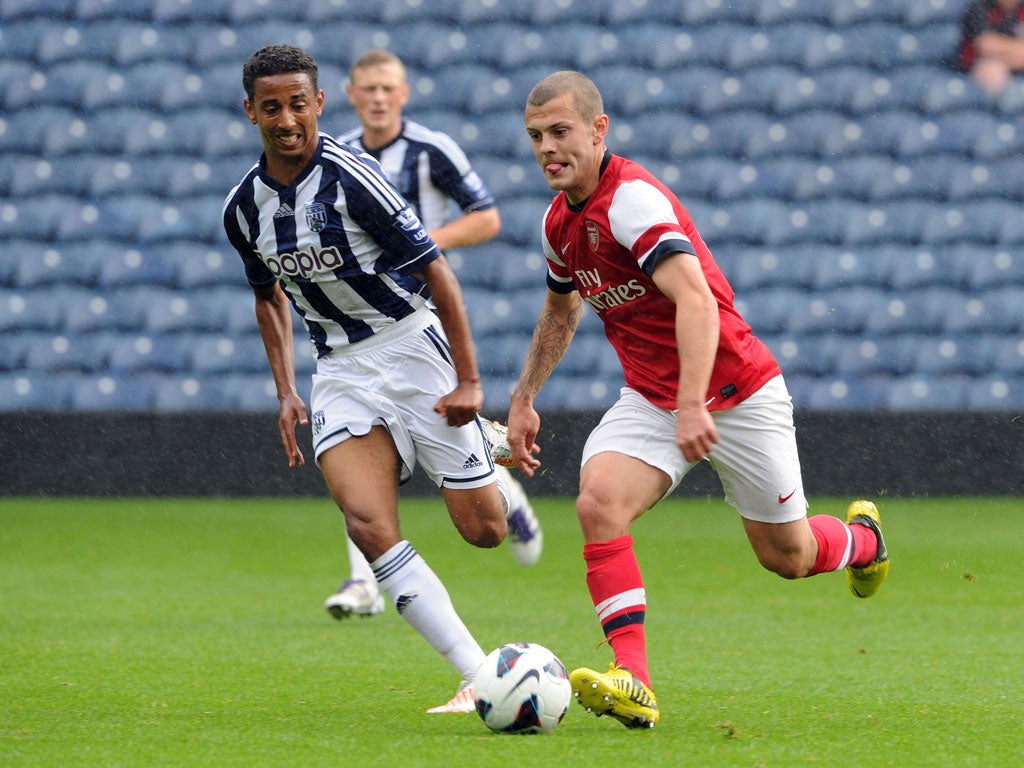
[2,1,1023,414]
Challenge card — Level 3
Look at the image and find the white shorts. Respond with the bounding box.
[581,375,807,524]
[309,307,496,490]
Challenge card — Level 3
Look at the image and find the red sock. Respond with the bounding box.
[807,515,854,575]
[807,515,880,574]
[848,521,879,568]
[583,535,650,687]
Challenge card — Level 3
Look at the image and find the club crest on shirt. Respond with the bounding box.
[305,202,327,233]
[586,220,600,252]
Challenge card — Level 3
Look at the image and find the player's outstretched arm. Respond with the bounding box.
[253,282,308,467]
[416,257,484,427]
[508,289,583,476]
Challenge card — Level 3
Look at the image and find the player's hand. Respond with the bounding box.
[278,393,308,468]
[675,404,718,463]
[434,379,483,427]
[507,399,542,477]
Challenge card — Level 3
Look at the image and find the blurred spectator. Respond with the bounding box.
[958,0,1024,95]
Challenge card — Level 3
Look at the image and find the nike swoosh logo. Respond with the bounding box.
[511,668,541,693]
[561,242,571,255]
[778,489,797,504]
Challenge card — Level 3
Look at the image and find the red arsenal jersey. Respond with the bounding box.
[542,153,780,411]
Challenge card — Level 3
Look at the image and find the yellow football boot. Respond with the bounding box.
[846,499,889,598]
[570,665,659,729]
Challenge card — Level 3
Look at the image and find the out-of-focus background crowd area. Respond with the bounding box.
[2,0,1023,414]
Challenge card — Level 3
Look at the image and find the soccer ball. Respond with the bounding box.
[473,642,571,734]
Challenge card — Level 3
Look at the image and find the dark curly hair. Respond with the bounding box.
[242,44,319,101]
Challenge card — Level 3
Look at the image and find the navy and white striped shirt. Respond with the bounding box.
[336,119,495,232]
[223,134,440,358]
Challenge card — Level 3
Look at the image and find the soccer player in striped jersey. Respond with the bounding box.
[223,44,518,715]
[506,71,889,729]
[323,50,541,622]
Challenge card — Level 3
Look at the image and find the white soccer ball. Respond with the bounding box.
[473,642,572,734]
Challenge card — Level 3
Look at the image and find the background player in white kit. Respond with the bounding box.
[223,44,522,714]
[506,70,890,729]
[324,50,542,622]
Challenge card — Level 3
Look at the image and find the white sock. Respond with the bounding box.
[345,534,377,585]
[372,540,485,681]
[492,465,512,517]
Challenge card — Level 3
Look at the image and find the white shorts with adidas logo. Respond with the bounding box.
[309,307,497,490]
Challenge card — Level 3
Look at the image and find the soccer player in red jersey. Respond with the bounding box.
[506,71,890,729]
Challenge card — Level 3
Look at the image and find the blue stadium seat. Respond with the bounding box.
[680,0,756,24]
[151,375,231,411]
[379,0,461,23]
[822,110,918,158]
[712,158,800,202]
[867,154,967,201]
[911,336,990,377]
[75,0,153,20]
[0,18,52,60]
[884,247,969,291]
[726,23,822,70]
[921,71,991,113]
[172,243,244,290]
[140,287,227,334]
[12,241,103,288]
[812,249,892,291]
[225,0,308,23]
[745,110,848,160]
[220,373,280,411]
[972,116,1024,160]
[63,287,146,333]
[792,155,893,201]
[921,199,1018,245]
[189,334,268,375]
[0,333,32,372]
[2,194,78,241]
[55,195,153,242]
[785,287,887,336]
[105,333,189,374]
[755,0,833,25]
[7,154,98,197]
[903,0,963,27]
[896,111,996,159]
[772,66,875,115]
[946,157,1024,200]
[942,290,1020,335]
[897,23,961,68]
[0,288,61,333]
[70,374,154,411]
[773,335,841,378]
[833,336,917,377]
[863,287,955,336]
[24,331,108,373]
[701,111,774,160]
[442,64,507,114]
[965,248,1024,291]
[763,199,852,246]
[89,155,184,198]
[801,375,888,410]
[4,61,108,111]
[885,375,969,410]
[842,200,930,245]
[475,333,530,378]
[136,197,224,245]
[97,247,177,288]
[724,247,820,292]
[33,22,116,65]
[0,373,73,411]
[151,0,229,22]
[826,0,905,25]
[492,197,545,247]
[734,288,808,335]
[534,375,620,412]
[965,377,1024,410]
[989,337,1024,375]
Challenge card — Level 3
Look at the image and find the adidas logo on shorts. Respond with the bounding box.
[463,453,483,469]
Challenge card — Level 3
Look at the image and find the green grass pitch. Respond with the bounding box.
[1,495,1020,767]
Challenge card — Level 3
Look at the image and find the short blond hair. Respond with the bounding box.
[526,70,604,123]
[349,49,406,82]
